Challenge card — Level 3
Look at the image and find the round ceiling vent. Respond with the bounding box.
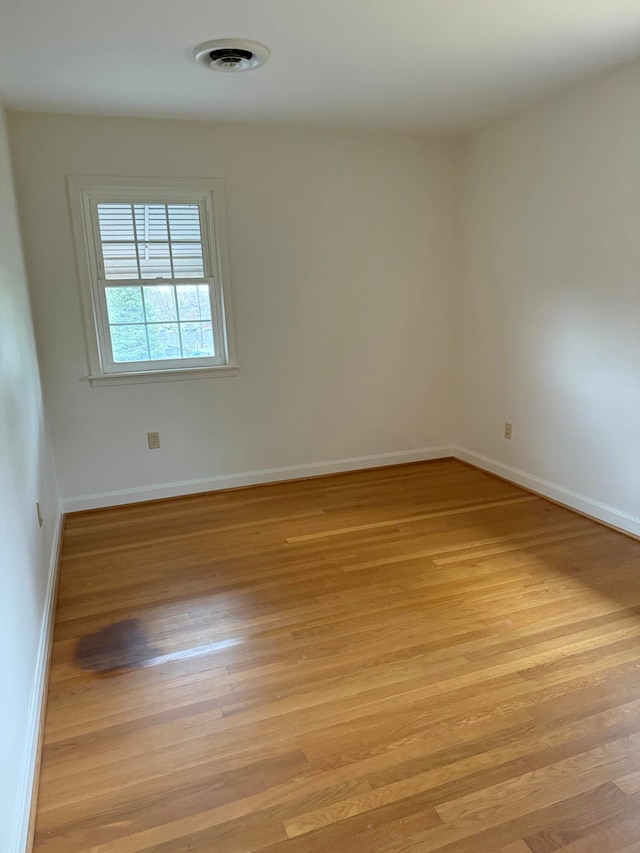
[192,39,270,72]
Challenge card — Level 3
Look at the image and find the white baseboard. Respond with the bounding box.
[11,510,63,853]
[454,446,640,538]
[63,446,455,512]
[61,443,640,535]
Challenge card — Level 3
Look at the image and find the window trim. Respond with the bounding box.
[67,175,238,385]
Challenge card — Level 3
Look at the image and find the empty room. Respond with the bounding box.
[2,1,640,851]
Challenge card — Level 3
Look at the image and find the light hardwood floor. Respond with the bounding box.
[34,459,640,852]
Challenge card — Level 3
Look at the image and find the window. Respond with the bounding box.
[68,177,238,385]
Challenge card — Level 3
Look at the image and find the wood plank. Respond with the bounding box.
[32,459,640,853]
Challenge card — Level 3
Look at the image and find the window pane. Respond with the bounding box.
[110,325,149,362]
[134,204,168,241]
[168,204,201,241]
[102,243,139,279]
[180,322,215,357]
[176,285,211,321]
[138,243,172,279]
[143,285,177,322]
[97,204,134,241]
[106,287,144,324]
[172,243,204,278]
[148,323,181,359]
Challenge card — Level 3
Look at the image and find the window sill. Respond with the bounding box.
[87,365,240,386]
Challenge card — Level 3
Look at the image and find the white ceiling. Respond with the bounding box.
[1,0,639,131]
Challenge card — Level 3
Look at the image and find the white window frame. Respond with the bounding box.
[67,176,238,386]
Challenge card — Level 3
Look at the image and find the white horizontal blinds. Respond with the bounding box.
[96,202,205,280]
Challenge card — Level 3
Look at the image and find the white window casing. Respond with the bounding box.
[67,176,238,385]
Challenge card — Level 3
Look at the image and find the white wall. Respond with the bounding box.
[7,60,639,532]
[456,58,640,532]
[0,105,60,853]
[8,113,456,508]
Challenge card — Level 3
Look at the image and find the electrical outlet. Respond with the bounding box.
[36,501,43,528]
[504,422,513,440]
[147,432,161,450]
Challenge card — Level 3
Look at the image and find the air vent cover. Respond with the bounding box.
[193,39,270,72]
